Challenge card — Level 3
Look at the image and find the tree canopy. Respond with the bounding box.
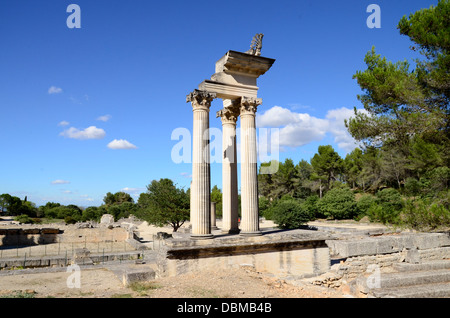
[136,178,189,232]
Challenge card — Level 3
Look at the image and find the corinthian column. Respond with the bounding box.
[239,97,262,236]
[217,103,240,234]
[186,89,216,239]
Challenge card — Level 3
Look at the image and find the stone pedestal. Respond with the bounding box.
[239,97,262,236]
[187,90,216,239]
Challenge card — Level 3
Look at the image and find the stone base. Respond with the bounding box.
[190,234,214,240]
[157,229,332,279]
[222,229,240,235]
[239,230,262,237]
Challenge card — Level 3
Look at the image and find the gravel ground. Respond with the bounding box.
[0,265,347,298]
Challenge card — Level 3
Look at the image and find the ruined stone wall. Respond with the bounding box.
[0,227,129,247]
[325,233,450,280]
[0,228,60,246]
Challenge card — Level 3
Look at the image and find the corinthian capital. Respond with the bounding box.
[186,89,216,110]
[240,96,262,116]
[216,105,240,124]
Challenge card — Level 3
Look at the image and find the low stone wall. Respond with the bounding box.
[0,227,129,247]
[326,232,450,258]
[58,227,129,244]
[0,228,61,246]
[0,251,142,269]
[157,230,332,279]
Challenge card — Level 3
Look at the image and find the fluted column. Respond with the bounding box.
[211,201,218,230]
[217,104,240,234]
[239,97,262,236]
[186,89,216,239]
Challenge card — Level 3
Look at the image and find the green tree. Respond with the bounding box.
[103,191,134,206]
[135,178,189,232]
[310,145,344,194]
[82,206,106,222]
[108,202,136,221]
[258,159,297,200]
[258,160,278,199]
[292,160,313,199]
[3,195,22,216]
[358,146,383,192]
[398,0,450,112]
[0,194,12,214]
[211,185,223,217]
[344,148,364,189]
[346,1,449,181]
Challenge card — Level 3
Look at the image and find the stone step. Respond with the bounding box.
[353,268,450,295]
[380,269,450,288]
[371,282,450,298]
[393,260,450,272]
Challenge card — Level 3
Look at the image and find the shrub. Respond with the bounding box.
[271,199,312,229]
[258,196,271,219]
[317,188,357,219]
[301,195,319,220]
[404,177,421,196]
[366,204,399,224]
[367,188,403,224]
[64,215,80,224]
[14,214,33,224]
[356,194,377,218]
[401,198,450,230]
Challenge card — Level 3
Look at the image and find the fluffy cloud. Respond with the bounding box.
[325,107,361,152]
[48,86,63,94]
[51,180,70,185]
[107,139,137,149]
[257,106,329,148]
[58,120,70,126]
[60,126,106,140]
[97,114,112,122]
[256,105,363,153]
[121,187,145,197]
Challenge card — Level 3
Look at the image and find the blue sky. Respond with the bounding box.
[0,0,437,207]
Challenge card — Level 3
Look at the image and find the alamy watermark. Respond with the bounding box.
[171,127,280,174]
[66,264,81,288]
[66,4,81,29]
[366,4,381,29]
[366,264,381,289]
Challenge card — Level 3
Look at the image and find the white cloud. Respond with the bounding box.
[180,172,192,178]
[51,180,70,185]
[60,126,106,140]
[97,114,112,122]
[256,105,364,153]
[58,120,70,126]
[325,107,361,152]
[48,86,63,94]
[257,106,329,148]
[121,187,145,197]
[107,139,137,149]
